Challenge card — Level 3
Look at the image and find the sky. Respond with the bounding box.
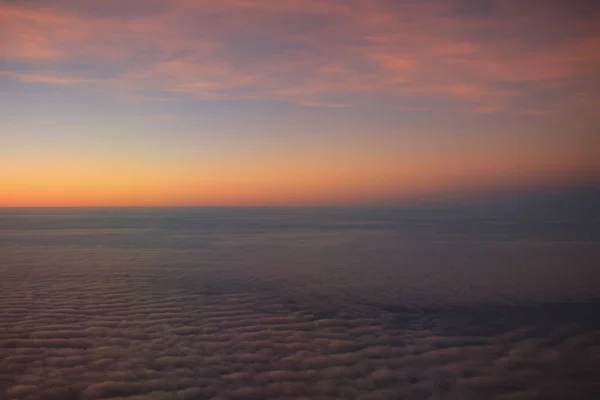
[1,0,599,207]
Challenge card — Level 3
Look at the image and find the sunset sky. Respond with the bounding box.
[1,0,599,207]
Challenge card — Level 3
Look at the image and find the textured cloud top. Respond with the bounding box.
[1,207,600,399]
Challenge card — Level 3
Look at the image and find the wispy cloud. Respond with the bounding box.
[1,0,599,114]
[0,71,102,85]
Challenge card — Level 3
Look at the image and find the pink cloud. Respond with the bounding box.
[0,71,102,85]
[1,0,598,113]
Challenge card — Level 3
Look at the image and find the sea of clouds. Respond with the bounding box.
[1,208,600,399]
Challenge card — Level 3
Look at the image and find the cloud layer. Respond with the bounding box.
[1,233,600,399]
[1,0,599,113]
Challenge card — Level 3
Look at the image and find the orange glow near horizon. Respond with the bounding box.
[2,140,597,207]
